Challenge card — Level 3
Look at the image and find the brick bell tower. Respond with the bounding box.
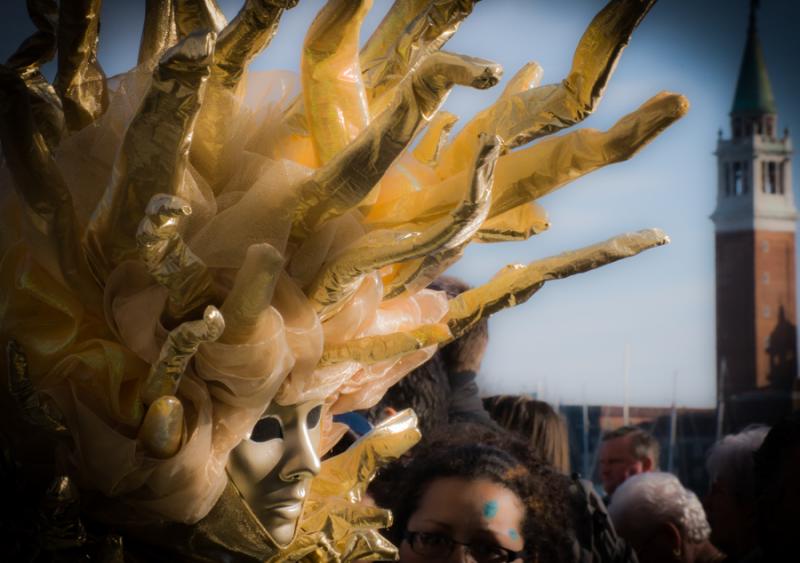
[713,0,797,429]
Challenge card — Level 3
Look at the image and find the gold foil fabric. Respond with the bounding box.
[319,323,452,367]
[446,229,670,338]
[138,0,177,68]
[290,50,502,243]
[361,0,478,113]
[191,0,297,190]
[136,194,216,324]
[306,134,500,319]
[53,0,108,132]
[141,305,225,404]
[302,0,372,166]
[173,0,227,39]
[85,31,215,283]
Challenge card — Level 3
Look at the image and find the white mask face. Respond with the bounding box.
[228,401,323,547]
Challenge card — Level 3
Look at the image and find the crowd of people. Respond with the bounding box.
[337,277,800,562]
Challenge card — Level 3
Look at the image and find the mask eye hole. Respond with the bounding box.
[307,405,322,429]
[250,416,283,442]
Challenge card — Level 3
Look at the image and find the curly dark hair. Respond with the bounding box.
[373,423,572,562]
[364,352,451,436]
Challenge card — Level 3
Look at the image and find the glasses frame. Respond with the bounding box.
[403,530,522,562]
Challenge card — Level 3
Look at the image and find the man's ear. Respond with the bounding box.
[641,456,655,472]
[381,406,397,420]
[651,521,683,560]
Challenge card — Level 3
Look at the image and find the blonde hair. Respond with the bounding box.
[483,395,570,473]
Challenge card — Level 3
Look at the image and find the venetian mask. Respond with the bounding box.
[227,400,324,547]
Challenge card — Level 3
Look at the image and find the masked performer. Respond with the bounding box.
[0,0,686,560]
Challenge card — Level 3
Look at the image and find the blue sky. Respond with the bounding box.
[2,0,799,408]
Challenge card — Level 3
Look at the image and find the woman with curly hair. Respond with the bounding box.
[374,423,573,562]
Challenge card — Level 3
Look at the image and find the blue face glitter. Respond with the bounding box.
[509,529,519,541]
[483,500,498,519]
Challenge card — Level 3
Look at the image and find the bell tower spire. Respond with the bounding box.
[731,0,778,138]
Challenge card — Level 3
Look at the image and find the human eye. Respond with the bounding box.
[470,542,514,563]
[249,416,283,442]
[306,405,322,429]
[416,532,451,547]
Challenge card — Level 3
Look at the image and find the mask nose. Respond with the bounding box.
[279,417,321,482]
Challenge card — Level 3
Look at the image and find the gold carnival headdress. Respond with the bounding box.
[0,0,686,560]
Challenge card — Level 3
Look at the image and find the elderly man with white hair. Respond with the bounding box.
[704,426,768,560]
[608,472,725,563]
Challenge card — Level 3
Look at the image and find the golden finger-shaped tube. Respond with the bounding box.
[359,0,429,87]
[173,0,227,38]
[5,1,63,149]
[569,0,656,112]
[191,1,296,190]
[438,0,657,175]
[446,228,670,338]
[40,476,87,550]
[500,61,544,99]
[314,409,420,496]
[346,529,399,562]
[138,0,177,67]
[219,243,283,344]
[318,323,451,366]
[302,0,373,165]
[18,69,65,153]
[5,0,58,71]
[85,31,214,282]
[301,501,395,539]
[6,340,69,436]
[291,51,502,243]
[475,202,550,243]
[489,92,690,218]
[412,111,458,166]
[138,395,184,458]
[361,0,478,111]
[141,305,225,404]
[214,0,296,91]
[136,194,215,325]
[382,243,464,300]
[307,134,500,318]
[0,68,97,302]
[53,0,108,132]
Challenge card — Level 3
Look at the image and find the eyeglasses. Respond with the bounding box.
[404,531,522,563]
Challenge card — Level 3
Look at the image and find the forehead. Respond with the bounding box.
[412,477,524,535]
[601,434,635,456]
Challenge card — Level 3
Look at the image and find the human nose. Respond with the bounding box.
[447,544,477,563]
[279,418,321,481]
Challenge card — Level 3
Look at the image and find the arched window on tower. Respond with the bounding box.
[767,162,778,194]
[733,162,744,195]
